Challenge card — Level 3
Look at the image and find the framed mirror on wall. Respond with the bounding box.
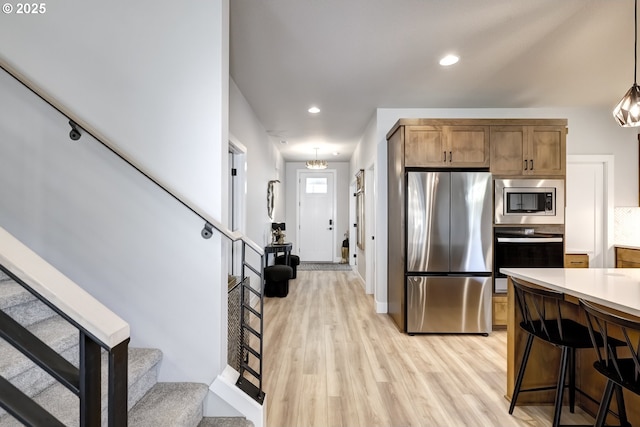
[355,169,365,250]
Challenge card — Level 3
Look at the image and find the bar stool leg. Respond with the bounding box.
[552,347,569,427]
[614,384,630,427]
[595,380,615,427]
[569,347,576,413]
[509,334,534,415]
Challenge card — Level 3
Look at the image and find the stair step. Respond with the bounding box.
[0,279,56,327]
[128,382,208,427]
[0,316,78,399]
[199,417,255,427]
[0,347,162,426]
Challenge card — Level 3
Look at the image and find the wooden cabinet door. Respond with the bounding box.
[527,126,566,176]
[616,247,640,268]
[404,126,446,167]
[491,125,566,176]
[448,125,490,167]
[490,126,526,175]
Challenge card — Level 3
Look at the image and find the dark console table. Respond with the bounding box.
[264,242,292,269]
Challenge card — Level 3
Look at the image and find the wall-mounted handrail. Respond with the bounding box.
[0,59,263,257]
[1,57,267,405]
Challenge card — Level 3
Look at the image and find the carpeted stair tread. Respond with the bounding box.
[0,279,36,309]
[0,347,163,426]
[199,417,255,427]
[0,316,78,379]
[128,382,209,427]
[0,275,57,327]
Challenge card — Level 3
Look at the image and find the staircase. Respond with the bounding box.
[0,269,253,427]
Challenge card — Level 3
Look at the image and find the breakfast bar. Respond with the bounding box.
[501,268,640,424]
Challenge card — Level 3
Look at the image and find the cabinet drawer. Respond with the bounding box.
[564,254,589,268]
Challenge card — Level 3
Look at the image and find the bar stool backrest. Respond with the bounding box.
[580,299,640,389]
[512,277,567,342]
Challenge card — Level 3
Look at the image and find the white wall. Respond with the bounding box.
[0,0,230,398]
[285,162,351,260]
[348,115,378,291]
[229,80,285,248]
[348,107,639,313]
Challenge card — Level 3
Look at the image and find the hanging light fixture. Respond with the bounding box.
[305,148,328,170]
[613,0,640,127]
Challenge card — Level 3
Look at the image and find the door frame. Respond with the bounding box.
[229,134,247,276]
[296,168,338,262]
[364,164,375,294]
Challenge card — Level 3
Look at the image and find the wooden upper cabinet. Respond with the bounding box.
[405,125,489,168]
[489,126,525,175]
[527,126,566,176]
[405,126,445,166]
[490,125,566,176]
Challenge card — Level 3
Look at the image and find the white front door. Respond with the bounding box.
[298,171,335,262]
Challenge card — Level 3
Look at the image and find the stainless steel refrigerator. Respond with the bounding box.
[406,171,492,334]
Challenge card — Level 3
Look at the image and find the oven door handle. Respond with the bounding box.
[497,237,563,243]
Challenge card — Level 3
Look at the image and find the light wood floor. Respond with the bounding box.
[261,269,596,427]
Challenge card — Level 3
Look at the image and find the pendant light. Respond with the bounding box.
[305,148,327,170]
[613,0,640,127]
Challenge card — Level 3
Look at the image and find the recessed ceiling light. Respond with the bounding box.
[439,54,459,66]
[332,152,340,156]
[308,106,321,114]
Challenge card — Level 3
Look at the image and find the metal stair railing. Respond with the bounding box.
[0,227,130,427]
[0,60,267,404]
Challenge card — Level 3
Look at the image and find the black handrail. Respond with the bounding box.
[0,58,267,405]
[0,60,263,255]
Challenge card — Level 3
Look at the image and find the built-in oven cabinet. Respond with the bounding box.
[404,125,490,168]
[490,125,566,177]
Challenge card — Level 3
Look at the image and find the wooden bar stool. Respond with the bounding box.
[509,278,618,427]
[580,299,638,427]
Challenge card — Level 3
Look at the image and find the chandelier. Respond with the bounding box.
[306,148,327,169]
[613,0,640,127]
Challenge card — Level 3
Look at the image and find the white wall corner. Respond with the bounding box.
[207,365,267,427]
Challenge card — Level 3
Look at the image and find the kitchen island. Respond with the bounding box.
[501,268,640,424]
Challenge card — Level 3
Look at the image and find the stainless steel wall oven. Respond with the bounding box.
[493,227,564,293]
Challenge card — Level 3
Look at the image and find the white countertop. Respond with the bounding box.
[615,244,640,250]
[500,268,640,317]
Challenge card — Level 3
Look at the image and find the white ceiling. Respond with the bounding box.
[230,0,635,162]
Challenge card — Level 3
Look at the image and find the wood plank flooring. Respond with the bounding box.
[261,269,596,427]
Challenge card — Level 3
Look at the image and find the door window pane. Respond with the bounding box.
[306,177,327,194]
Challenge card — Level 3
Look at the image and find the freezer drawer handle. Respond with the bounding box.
[497,237,563,243]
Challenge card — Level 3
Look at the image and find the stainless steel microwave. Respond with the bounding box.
[494,179,565,225]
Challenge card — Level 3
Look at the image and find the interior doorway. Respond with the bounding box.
[297,170,336,262]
